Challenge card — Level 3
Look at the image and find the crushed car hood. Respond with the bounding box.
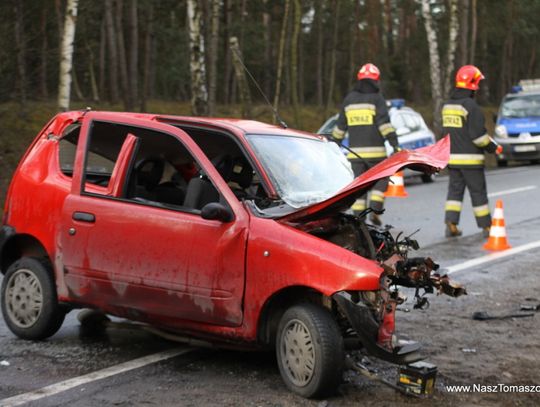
[278,135,450,223]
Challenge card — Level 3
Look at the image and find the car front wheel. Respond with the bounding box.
[276,303,344,398]
[1,257,65,340]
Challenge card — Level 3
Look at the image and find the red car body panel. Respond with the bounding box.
[2,111,450,345]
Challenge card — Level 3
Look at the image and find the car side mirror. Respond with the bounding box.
[201,202,234,222]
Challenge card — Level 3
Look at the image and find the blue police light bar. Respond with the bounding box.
[389,99,405,109]
[510,85,522,93]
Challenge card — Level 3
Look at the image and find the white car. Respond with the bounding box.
[317,100,437,183]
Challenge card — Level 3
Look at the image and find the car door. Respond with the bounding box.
[59,112,248,327]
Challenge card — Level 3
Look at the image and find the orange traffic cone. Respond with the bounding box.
[483,200,511,251]
[384,171,408,197]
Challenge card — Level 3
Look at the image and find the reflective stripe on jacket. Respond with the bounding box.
[441,88,498,169]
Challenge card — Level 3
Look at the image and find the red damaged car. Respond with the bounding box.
[0,111,460,398]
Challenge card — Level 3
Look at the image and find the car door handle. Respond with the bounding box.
[72,211,96,223]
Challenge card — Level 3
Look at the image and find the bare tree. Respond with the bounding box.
[291,0,301,126]
[105,0,120,103]
[58,0,79,111]
[444,0,459,97]
[208,0,220,116]
[229,37,251,118]
[459,0,469,66]
[141,3,154,112]
[13,0,27,106]
[273,0,290,117]
[469,0,477,63]
[262,0,272,98]
[421,0,443,134]
[187,0,208,116]
[39,5,49,99]
[128,0,138,108]
[314,1,324,106]
[325,0,340,111]
[116,0,132,110]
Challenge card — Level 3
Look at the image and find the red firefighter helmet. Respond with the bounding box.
[357,63,380,81]
[455,65,485,90]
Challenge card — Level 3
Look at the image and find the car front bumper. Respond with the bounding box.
[495,137,540,161]
[332,291,423,365]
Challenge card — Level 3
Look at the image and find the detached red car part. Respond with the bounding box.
[0,111,461,398]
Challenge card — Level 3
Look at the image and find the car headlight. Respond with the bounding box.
[495,124,508,138]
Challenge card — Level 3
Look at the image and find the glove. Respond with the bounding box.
[392,146,402,155]
[495,144,503,155]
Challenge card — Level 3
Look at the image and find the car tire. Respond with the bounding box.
[421,173,435,183]
[1,257,65,340]
[497,159,508,167]
[276,303,344,398]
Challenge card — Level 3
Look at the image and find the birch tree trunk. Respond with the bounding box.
[58,0,79,111]
[444,0,459,97]
[187,0,208,116]
[273,0,290,117]
[421,0,443,134]
[208,0,220,116]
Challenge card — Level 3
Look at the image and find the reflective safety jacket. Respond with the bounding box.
[333,79,399,162]
[442,88,498,168]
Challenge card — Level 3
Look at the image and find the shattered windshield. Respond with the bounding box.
[501,94,540,118]
[247,134,354,208]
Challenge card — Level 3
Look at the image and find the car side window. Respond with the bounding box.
[58,123,81,177]
[124,131,205,210]
[83,121,129,194]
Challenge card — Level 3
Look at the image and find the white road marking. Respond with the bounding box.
[444,240,540,275]
[488,185,537,198]
[0,347,194,407]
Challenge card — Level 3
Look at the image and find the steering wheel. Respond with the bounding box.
[134,157,165,191]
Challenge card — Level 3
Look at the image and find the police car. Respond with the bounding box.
[318,99,437,182]
[494,79,540,166]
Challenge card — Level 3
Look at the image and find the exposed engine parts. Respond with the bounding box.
[304,213,467,310]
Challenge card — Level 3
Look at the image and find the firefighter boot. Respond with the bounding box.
[370,213,382,226]
[445,222,462,237]
[482,226,491,238]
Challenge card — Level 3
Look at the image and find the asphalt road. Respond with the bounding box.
[0,163,539,407]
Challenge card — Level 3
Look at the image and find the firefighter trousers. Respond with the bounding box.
[350,159,389,214]
[445,167,491,228]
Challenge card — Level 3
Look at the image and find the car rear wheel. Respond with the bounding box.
[1,257,65,340]
[276,303,344,398]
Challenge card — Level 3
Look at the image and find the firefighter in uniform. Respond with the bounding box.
[332,63,400,225]
[443,65,502,237]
